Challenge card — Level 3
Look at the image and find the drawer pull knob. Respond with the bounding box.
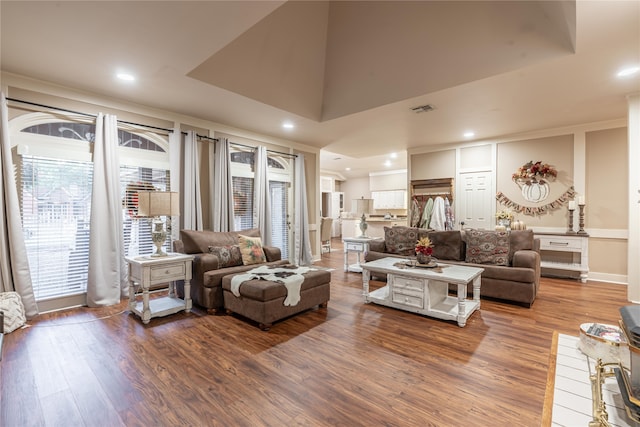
[165,270,170,274]
[550,242,569,246]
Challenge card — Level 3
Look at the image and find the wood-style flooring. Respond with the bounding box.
[0,239,631,426]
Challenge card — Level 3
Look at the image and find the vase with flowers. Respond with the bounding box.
[415,236,434,265]
[495,209,514,230]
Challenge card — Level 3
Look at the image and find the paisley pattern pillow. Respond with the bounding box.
[384,226,421,256]
[465,230,510,266]
[238,235,267,265]
[208,245,243,268]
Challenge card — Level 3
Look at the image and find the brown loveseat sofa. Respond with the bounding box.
[364,228,540,307]
[173,228,289,313]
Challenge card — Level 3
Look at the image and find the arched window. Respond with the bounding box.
[11,112,171,310]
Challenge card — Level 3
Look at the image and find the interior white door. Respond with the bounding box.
[458,171,493,230]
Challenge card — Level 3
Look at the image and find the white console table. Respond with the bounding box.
[534,232,589,283]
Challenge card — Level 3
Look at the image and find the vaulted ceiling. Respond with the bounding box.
[1,1,639,178]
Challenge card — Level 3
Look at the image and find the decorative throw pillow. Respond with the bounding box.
[238,235,267,265]
[207,245,243,268]
[0,291,27,333]
[465,230,510,266]
[384,226,421,256]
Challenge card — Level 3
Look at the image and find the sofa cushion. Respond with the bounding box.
[208,245,243,268]
[508,230,535,265]
[238,235,267,265]
[180,228,260,254]
[384,226,422,256]
[465,230,509,266]
[428,230,465,261]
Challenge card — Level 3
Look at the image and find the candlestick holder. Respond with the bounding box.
[567,207,576,234]
[577,204,587,235]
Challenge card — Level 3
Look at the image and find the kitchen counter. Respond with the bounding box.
[341,218,407,239]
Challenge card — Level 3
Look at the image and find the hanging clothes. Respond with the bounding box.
[444,197,455,231]
[410,197,422,227]
[429,196,446,231]
[421,197,434,229]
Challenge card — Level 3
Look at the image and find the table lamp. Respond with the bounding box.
[355,197,373,238]
[136,191,180,257]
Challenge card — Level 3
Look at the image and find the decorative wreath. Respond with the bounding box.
[512,161,557,185]
[124,181,157,218]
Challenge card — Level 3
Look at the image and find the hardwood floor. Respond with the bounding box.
[1,239,631,426]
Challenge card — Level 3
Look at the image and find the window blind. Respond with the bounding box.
[20,156,172,301]
[20,155,93,300]
[232,176,254,231]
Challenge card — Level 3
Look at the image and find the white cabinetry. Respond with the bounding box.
[320,176,334,192]
[372,190,407,210]
[534,232,589,283]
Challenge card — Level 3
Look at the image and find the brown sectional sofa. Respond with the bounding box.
[364,228,541,307]
[173,228,289,313]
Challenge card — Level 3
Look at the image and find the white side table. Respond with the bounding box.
[342,236,380,272]
[126,253,194,324]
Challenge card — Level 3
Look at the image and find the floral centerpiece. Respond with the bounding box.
[512,161,557,185]
[495,209,514,221]
[415,236,434,264]
[495,209,514,229]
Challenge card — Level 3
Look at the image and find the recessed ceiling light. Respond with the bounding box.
[464,131,475,138]
[384,160,391,167]
[390,152,398,159]
[282,122,295,129]
[617,66,640,77]
[116,72,135,81]
[345,167,351,171]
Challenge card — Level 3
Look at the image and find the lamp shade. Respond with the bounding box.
[355,198,373,216]
[136,191,180,217]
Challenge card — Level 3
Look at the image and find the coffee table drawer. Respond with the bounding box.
[391,275,424,292]
[392,291,424,309]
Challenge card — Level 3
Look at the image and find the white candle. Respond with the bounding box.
[568,201,576,210]
[578,196,585,205]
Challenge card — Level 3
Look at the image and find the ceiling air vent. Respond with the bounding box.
[411,104,435,113]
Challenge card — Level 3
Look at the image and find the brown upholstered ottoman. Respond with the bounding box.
[222,266,330,330]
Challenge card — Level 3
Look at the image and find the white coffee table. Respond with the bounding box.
[361,257,483,327]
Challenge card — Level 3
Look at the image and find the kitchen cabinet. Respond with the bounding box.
[372,190,407,210]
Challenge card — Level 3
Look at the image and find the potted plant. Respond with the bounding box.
[415,236,434,265]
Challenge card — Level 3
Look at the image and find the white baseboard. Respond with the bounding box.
[587,272,628,285]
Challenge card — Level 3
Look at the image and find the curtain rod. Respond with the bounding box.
[6,97,174,134]
[196,133,297,158]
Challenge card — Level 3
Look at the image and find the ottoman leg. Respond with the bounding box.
[319,302,328,308]
[259,323,272,331]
